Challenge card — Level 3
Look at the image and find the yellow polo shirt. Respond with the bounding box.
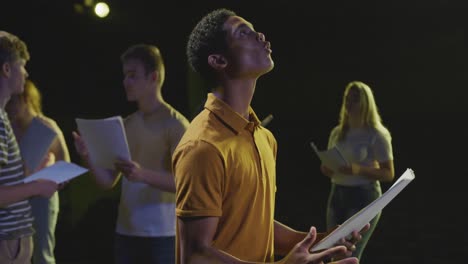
[173,93,277,262]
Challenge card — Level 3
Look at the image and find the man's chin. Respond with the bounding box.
[14,87,24,95]
[258,63,274,76]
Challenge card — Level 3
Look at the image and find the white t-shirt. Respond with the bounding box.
[115,104,188,237]
[328,126,393,186]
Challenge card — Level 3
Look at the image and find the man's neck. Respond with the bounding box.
[0,85,11,110]
[137,92,165,115]
[215,79,256,120]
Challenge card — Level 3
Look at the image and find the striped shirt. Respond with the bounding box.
[0,109,34,240]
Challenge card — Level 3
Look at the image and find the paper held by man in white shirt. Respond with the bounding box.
[75,116,131,169]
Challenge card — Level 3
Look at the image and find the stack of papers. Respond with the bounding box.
[310,142,349,171]
[24,161,88,184]
[310,168,416,252]
[19,117,57,171]
[75,116,131,169]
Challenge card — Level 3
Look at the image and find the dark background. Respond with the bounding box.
[2,0,467,263]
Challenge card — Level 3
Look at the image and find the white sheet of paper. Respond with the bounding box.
[19,117,57,172]
[23,160,88,184]
[310,142,349,171]
[311,168,416,252]
[76,116,131,169]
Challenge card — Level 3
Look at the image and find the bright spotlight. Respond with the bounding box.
[94,2,110,18]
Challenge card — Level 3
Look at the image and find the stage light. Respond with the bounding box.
[94,2,110,18]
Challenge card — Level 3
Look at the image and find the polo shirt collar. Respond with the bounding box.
[204,93,261,133]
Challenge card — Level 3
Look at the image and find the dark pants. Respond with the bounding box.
[326,182,382,262]
[114,233,175,264]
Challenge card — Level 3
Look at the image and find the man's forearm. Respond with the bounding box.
[0,182,38,207]
[83,158,119,189]
[141,169,176,192]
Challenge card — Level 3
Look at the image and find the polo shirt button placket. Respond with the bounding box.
[252,130,265,182]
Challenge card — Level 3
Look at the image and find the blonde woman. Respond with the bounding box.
[6,79,70,264]
[321,81,395,262]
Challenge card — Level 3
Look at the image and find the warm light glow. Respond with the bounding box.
[94,2,110,18]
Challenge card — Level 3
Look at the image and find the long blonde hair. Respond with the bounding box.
[336,81,390,141]
[21,79,43,115]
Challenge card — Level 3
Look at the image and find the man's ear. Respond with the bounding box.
[1,62,11,77]
[208,54,227,70]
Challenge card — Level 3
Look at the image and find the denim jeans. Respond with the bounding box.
[326,181,382,262]
[114,233,175,264]
[30,192,59,264]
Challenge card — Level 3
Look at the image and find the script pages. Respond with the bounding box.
[19,117,57,172]
[310,142,349,171]
[75,116,131,169]
[310,168,416,252]
[24,161,88,184]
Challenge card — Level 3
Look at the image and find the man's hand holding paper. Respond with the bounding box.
[75,116,131,169]
[114,158,145,183]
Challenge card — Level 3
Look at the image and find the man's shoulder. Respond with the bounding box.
[173,136,221,166]
[123,111,138,122]
[163,104,190,127]
[258,126,277,145]
[175,113,219,149]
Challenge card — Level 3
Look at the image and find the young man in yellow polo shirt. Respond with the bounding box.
[173,8,367,264]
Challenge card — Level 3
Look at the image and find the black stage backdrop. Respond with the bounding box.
[2,0,466,263]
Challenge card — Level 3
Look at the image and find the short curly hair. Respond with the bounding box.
[0,31,30,66]
[186,8,236,86]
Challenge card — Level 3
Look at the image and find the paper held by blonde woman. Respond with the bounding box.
[19,117,57,172]
[310,168,416,252]
[310,142,349,171]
